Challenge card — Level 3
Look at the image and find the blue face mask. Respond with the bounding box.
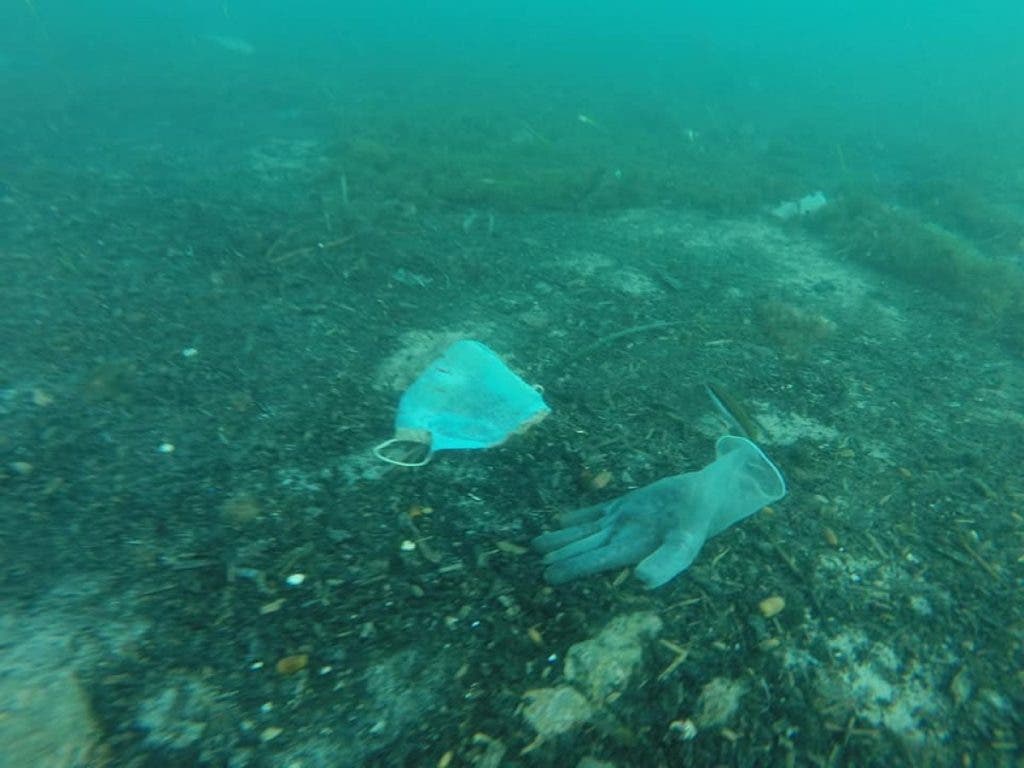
[373,340,551,466]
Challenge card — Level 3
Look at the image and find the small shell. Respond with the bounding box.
[758,595,786,619]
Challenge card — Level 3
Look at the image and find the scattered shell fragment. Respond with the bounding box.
[469,733,508,765]
[32,389,54,407]
[228,391,254,412]
[275,654,309,675]
[669,718,698,740]
[969,477,996,499]
[417,538,443,564]
[588,469,614,490]
[564,612,663,702]
[758,595,786,619]
[521,686,593,740]
[260,598,285,615]
[822,526,839,547]
[949,667,973,706]
[260,726,283,742]
[695,677,746,728]
[496,540,528,555]
[222,493,262,524]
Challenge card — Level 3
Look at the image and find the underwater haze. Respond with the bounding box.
[1,1,1023,766]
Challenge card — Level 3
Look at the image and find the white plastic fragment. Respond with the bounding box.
[669,718,698,740]
[771,191,828,219]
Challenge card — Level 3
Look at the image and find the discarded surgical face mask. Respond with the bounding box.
[373,340,550,466]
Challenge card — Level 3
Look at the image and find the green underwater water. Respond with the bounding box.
[0,2,1022,767]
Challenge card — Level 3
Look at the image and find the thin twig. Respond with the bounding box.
[959,535,999,579]
[566,320,686,362]
[772,540,803,580]
[270,234,357,264]
[264,225,301,261]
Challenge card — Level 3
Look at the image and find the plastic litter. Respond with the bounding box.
[373,339,550,466]
[771,190,827,220]
[533,435,786,588]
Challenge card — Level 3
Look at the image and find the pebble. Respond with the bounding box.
[260,726,283,742]
[275,654,309,675]
[31,389,54,407]
[758,595,786,619]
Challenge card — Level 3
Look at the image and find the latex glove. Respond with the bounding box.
[532,436,786,588]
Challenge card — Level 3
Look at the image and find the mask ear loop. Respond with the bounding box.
[372,437,433,467]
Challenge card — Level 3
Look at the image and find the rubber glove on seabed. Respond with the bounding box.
[532,436,786,588]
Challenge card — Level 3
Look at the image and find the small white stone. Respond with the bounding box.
[400,540,416,551]
[909,595,933,616]
[285,573,306,586]
[157,442,175,454]
[182,347,199,358]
